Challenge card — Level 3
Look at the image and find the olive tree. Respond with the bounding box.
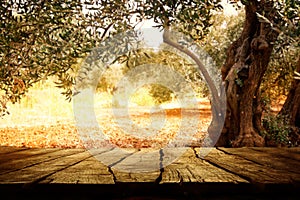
[218,0,299,147]
[0,0,135,115]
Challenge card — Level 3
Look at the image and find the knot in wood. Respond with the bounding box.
[251,36,269,51]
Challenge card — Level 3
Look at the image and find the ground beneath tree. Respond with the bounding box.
[0,99,213,149]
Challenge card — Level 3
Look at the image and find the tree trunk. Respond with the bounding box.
[217,1,279,147]
[278,57,300,145]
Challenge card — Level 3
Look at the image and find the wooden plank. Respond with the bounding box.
[284,147,300,154]
[0,150,90,184]
[0,148,85,175]
[112,148,161,173]
[92,148,137,167]
[88,148,138,183]
[40,148,114,184]
[111,148,161,182]
[250,147,300,161]
[161,148,201,183]
[0,146,28,154]
[0,147,299,199]
[161,148,248,183]
[219,147,300,176]
[127,171,160,182]
[0,148,59,164]
[198,148,295,184]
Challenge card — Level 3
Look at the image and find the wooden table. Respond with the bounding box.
[0,146,299,199]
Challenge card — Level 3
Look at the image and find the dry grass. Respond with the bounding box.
[0,79,211,148]
[1,80,74,128]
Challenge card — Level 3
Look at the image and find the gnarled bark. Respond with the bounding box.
[217,1,279,147]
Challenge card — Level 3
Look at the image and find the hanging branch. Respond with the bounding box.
[162,26,222,111]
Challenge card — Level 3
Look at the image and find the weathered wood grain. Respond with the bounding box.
[250,147,300,161]
[0,147,58,164]
[112,148,161,172]
[0,146,299,199]
[219,147,300,176]
[40,148,114,184]
[0,148,85,175]
[198,148,296,184]
[0,146,28,154]
[161,148,248,183]
[92,148,137,167]
[111,148,161,182]
[284,147,300,154]
[0,149,89,184]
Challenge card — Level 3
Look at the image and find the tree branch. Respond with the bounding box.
[162,26,222,110]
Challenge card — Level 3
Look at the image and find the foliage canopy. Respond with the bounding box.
[0,0,222,115]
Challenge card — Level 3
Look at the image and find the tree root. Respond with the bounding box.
[232,130,265,147]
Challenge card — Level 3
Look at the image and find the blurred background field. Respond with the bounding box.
[0,78,212,148]
[0,80,74,128]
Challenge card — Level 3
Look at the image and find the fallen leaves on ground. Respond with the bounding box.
[0,106,212,149]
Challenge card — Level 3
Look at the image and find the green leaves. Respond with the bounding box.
[135,0,222,41]
[262,114,291,145]
[0,0,135,115]
[0,0,223,115]
[261,0,300,104]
